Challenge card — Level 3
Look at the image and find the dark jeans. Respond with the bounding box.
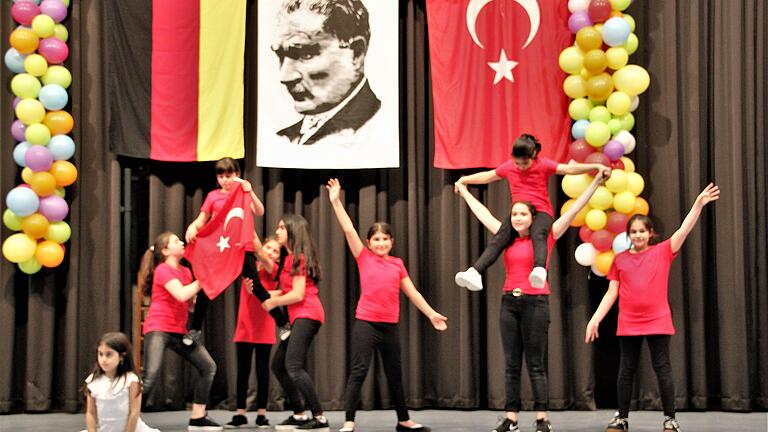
[500,294,550,412]
[474,212,553,273]
[271,318,323,415]
[235,342,272,410]
[142,331,216,405]
[189,252,288,330]
[617,335,675,418]
[344,320,409,422]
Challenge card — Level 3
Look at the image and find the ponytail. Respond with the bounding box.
[137,232,174,296]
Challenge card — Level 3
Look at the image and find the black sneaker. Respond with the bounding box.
[224,414,247,428]
[534,418,552,432]
[275,414,309,430]
[396,423,431,432]
[296,416,330,431]
[605,414,628,431]
[183,329,202,346]
[663,416,681,432]
[255,415,270,429]
[492,416,519,432]
[189,414,223,431]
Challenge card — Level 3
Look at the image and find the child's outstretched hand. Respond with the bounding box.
[696,183,720,207]
[326,178,341,203]
[430,312,448,331]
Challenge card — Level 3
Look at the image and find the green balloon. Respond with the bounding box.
[585,121,611,148]
[19,257,42,275]
[3,209,24,231]
[589,106,612,123]
[608,118,623,135]
[45,221,72,244]
[619,113,635,131]
[568,98,593,121]
[624,34,639,55]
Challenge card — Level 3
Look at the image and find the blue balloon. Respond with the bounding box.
[571,120,590,140]
[48,135,76,160]
[602,17,631,47]
[4,48,26,74]
[13,141,31,167]
[612,232,632,254]
[38,84,69,110]
[6,187,40,217]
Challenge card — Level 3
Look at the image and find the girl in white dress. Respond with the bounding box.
[82,332,160,432]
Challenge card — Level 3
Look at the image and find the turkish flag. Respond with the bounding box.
[185,183,254,300]
[427,0,572,169]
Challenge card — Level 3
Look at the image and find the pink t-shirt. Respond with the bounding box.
[200,189,254,252]
[233,268,277,344]
[280,254,325,324]
[355,248,409,323]
[608,239,678,336]
[495,157,559,216]
[502,234,556,295]
[143,263,193,335]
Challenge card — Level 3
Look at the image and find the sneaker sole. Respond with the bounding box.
[188,427,224,431]
[455,273,483,291]
[275,426,299,431]
[297,428,329,432]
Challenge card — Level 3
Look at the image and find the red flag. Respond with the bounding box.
[184,184,253,299]
[427,0,572,169]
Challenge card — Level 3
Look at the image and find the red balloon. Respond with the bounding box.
[591,229,614,251]
[569,139,594,162]
[585,151,611,175]
[610,159,625,170]
[579,226,593,243]
[588,0,612,23]
[605,211,629,234]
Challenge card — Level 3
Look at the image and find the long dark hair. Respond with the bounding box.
[282,213,321,283]
[82,332,138,396]
[137,232,175,296]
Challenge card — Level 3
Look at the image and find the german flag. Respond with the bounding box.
[107,0,245,161]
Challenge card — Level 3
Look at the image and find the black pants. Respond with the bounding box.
[499,294,550,412]
[142,331,216,405]
[617,335,675,418]
[189,252,288,330]
[271,318,323,415]
[344,320,409,422]
[235,342,272,410]
[474,212,553,273]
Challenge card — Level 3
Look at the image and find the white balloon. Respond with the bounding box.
[568,0,589,13]
[614,130,636,154]
[629,95,640,112]
[575,242,598,266]
[612,232,632,254]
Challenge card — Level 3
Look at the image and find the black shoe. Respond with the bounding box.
[183,329,202,346]
[224,415,247,428]
[396,423,431,432]
[188,414,223,431]
[275,414,309,430]
[534,418,552,432]
[492,416,519,432]
[296,416,330,430]
[605,413,628,431]
[255,415,270,429]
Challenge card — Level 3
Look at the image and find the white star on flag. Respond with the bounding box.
[217,236,231,252]
[488,49,519,85]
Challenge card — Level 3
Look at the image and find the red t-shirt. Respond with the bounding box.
[502,233,556,295]
[200,189,254,252]
[608,239,678,336]
[280,254,325,324]
[355,248,409,323]
[495,157,559,216]
[143,263,193,335]
[233,268,277,344]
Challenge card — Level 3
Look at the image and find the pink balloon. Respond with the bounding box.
[11,1,41,26]
[38,195,69,222]
[11,120,27,142]
[568,11,592,34]
[24,145,53,171]
[39,0,68,23]
[591,229,613,252]
[37,37,68,63]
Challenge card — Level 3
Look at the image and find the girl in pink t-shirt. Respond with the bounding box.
[455,172,606,432]
[327,178,447,432]
[585,183,720,432]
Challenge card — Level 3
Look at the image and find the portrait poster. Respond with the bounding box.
[256,0,400,169]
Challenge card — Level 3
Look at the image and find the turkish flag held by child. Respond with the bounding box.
[185,183,253,299]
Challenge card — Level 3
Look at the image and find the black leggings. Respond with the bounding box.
[189,252,288,330]
[344,320,409,422]
[271,318,323,415]
[473,212,553,273]
[617,335,675,418]
[235,342,272,410]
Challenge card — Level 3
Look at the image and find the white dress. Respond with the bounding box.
[81,372,160,432]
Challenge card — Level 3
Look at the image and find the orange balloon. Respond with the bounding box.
[36,240,65,267]
[576,27,603,51]
[560,199,591,227]
[10,28,40,54]
[586,73,615,101]
[610,11,624,18]
[583,49,608,74]
[22,213,50,239]
[595,250,615,275]
[630,196,650,216]
[30,171,58,196]
[43,111,74,135]
[50,160,78,187]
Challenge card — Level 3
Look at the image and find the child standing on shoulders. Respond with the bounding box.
[585,183,720,432]
[82,332,159,432]
[455,133,611,291]
[327,178,447,432]
[184,157,290,345]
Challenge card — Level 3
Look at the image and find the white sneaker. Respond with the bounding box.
[455,267,483,291]
[528,267,547,289]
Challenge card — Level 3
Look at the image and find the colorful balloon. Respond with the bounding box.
[6,186,40,216]
[21,212,50,238]
[9,27,40,54]
[38,83,68,110]
[48,134,76,160]
[41,65,71,88]
[45,221,71,243]
[50,160,78,186]
[15,98,46,124]
[18,257,43,274]
[29,171,57,196]
[37,37,69,63]
[4,47,27,73]
[24,123,51,145]
[11,1,41,26]
[31,13,55,38]
[44,110,74,134]
[10,73,42,99]
[37,194,69,222]
[40,0,68,22]
[23,53,48,76]
[585,208,608,231]
[2,233,38,263]
[3,209,24,231]
[575,242,598,266]
[36,239,65,267]
[24,144,53,171]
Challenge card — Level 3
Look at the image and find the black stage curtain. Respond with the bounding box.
[0,0,765,414]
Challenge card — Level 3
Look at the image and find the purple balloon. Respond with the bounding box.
[38,195,69,222]
[11,120,27,141]
[602,139,625,161]
[37,37,69,64]
[24,144,53,171]
[13,96,22,110]
[568,11,592,34]
[39,0,67,23]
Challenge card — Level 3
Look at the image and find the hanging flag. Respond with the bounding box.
[427,0,572,169]
[184,184,253,300]
[106,0,245,161]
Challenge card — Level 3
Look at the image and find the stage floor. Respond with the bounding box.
[2,409,766,431]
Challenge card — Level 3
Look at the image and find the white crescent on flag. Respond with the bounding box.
[224,207,245,230]
[466,0,541,49]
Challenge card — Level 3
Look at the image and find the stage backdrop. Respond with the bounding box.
[255,0,400,169]
[0,0,766,416]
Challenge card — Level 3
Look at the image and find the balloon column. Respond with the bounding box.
[559,0,650,276]
[3,0,75,274]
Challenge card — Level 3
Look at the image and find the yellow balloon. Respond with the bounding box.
[620,156,635,172]
[569,98,593,121]
[583,49,608,74]
[563,74,588,99]
[2,233,38,263]
[606,91,632,116]
[623,15,636,32]
[559,46,585,75]
[42,66,72,89]
[53,24,69,42]
[626,172,645,195]
[560,199,591,227]
[604,169,628,193]
[24,54,49,77]
[605,47,629,70]
[19,257,43,274]
[25,123,51,146]
[595,250,615,275]
[585,121,611,147]
[10,74,42,99]
[21,213,50,239]
[576,27,602,51]
[613,191,637,214]
[22,167,35,184]
[624,33,639,55]
[586,73,615,101]
[15,99,47,125]
[613,65,650,96]
[588,186,614,210]
[32,14,56,38]
[562,174,593,199]
[585,209,608,231]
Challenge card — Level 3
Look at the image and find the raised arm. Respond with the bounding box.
[252,235,275,274]
[670,182,719,253]
[454,182,502,234]
[455,169,502,187]
[185,212,210,243]
[400,277,448,331]
[556,160,611,177]
[326,178,365,258]
[551,171,607,239]
[234,178,265,216]
[585,280,619,343]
